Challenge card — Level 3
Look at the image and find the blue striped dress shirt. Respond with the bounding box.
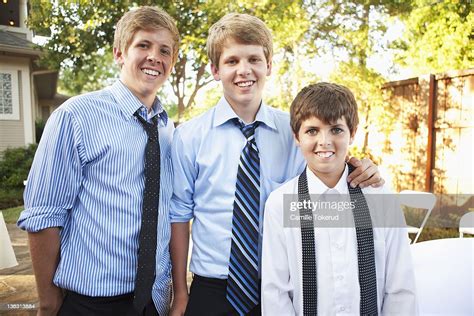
[17,80,174,315]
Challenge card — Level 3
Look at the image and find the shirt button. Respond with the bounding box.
[339,306,346,312]
[335,243,342,249]
[337,275,344,281]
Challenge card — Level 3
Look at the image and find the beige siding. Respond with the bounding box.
[0,56,33,152]
[0,67,25,151]
[0,120,25,152]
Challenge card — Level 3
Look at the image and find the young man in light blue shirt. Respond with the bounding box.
[170,13,383,316]
[18,6,179,316]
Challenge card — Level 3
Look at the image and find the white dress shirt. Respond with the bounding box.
[262,166,418,315]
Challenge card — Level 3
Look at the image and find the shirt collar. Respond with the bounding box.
[306,163,349,195]
[212,96,277,130]
[109,80,169,126]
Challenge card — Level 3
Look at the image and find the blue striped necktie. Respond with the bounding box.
[227,119,261,315]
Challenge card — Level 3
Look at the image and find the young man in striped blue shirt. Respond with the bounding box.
[18,6,179,316]
[169,13,383,316]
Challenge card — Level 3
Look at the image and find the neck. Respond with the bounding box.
[120,78,156,110]
[308,164,346,189]
[227,98,261,124]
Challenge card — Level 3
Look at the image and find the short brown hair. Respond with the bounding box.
[206,13,273,67]
[113,6,180,64]
[290,82,359,137]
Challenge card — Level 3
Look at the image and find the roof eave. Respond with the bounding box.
[0,44,42,57]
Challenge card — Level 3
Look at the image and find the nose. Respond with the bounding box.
[237,61,251,76]
[318,131,332,146]
[147,55,158,64]
[147,49,161,64]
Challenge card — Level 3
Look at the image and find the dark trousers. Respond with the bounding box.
[185,274,261,316]
[58,291,159,316]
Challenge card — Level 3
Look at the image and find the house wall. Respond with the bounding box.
[0,55,35,152]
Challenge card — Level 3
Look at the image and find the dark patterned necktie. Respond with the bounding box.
[227,119,260,315]
[298,169,318,316]
[298,166,378,315]
[133,111,160,313]
[347,164,378,315]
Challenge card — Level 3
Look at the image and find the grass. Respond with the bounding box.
[1,205,24,224]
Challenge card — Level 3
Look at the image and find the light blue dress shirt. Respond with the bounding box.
[17,80,174,315]
[170,97,305,279]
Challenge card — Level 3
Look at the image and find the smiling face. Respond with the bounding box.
[295,116,355,188]
[114,28,174,108]
[211,38,271,116]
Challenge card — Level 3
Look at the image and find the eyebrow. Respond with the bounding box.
[136,39,172,49]
[303,123,345,129]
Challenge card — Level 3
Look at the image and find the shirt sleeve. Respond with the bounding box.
[17,108,84,232]
[381,191,419,315]
[170,127,195,223]
[262,191,297,316]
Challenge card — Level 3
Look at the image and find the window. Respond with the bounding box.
[0,70,20,120]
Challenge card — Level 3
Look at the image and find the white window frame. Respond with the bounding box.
[0,70,20,120]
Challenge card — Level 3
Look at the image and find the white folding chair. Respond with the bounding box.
[399,190,436,244]
[459,211,474,238]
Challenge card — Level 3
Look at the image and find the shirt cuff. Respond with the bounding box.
[17,206,69,232]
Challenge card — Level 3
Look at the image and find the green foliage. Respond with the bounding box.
[0,189,23,210]
[35,119,46,143]
[0,145,37,208]
[330,62,387,153]
[27,0,311,121]
[393,0,474,74]
[0,144,37,190]
[304,0,411,65]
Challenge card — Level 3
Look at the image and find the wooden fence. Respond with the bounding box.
[377,69,473,195]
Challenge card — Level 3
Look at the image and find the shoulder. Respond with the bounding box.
[174,106,215,139]
[56,88,113,118]
[264,104,291,127]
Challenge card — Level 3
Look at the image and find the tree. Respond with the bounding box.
[392,0,473,74]
[28,0,309,122]
[302,0,412,153]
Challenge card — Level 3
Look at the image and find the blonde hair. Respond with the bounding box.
[113,6,180,64]
[206,13,273,67]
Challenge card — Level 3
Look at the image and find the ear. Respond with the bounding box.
[349,128,357,145]
[113,47,124,66]
[266,59,272,76]
[210,64,220,81]
[293,132,301,146]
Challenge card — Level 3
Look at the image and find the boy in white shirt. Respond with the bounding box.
[261,82,417,315]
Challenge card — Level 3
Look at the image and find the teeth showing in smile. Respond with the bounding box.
[142,68,159,76]
[316,152,334,158]
[236,81,254,87]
